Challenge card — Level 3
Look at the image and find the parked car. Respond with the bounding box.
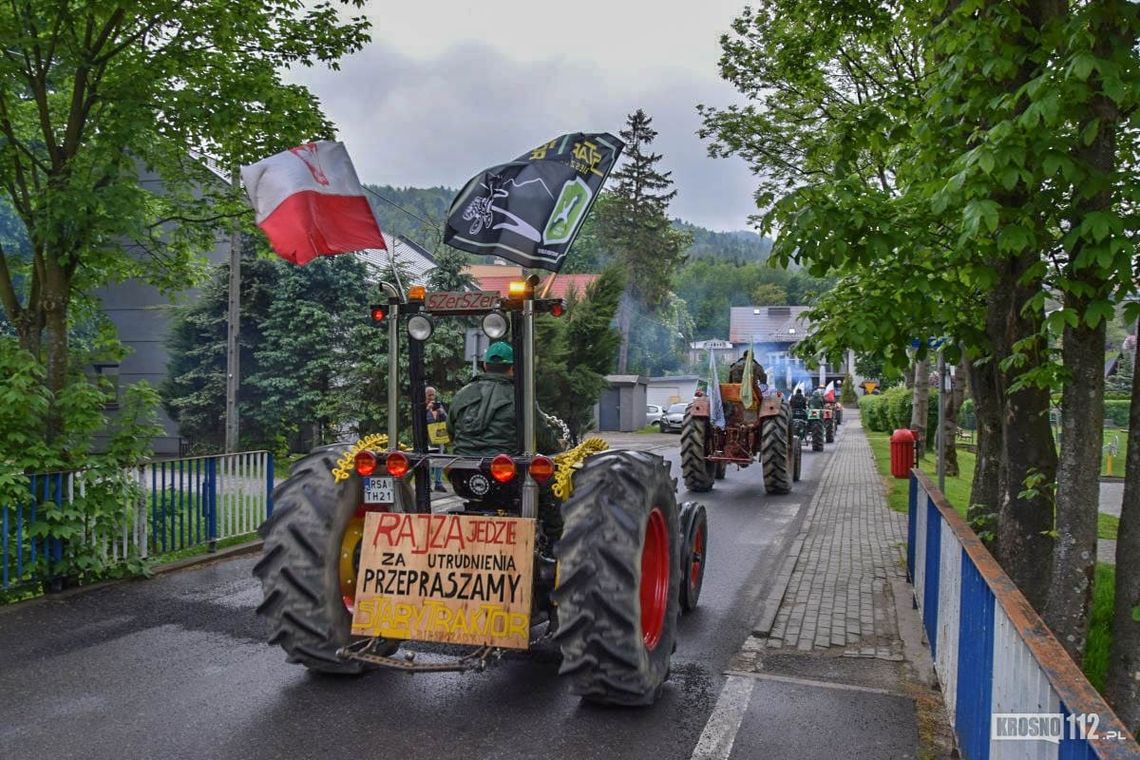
[660,402,689,433]
[646,404,665,429]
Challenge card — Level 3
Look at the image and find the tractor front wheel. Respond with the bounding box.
[793,436,803,482]
[553,450,681,706]
[681,412,716,492]
[253,445,406,673]
[680,502,708,612]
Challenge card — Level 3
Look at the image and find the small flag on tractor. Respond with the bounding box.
[708,350,725,430]
[444,132,624,271]
[824,381,836,403]
[741,347,755,409]
[241,141,386,265]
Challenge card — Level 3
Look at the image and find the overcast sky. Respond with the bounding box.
[290,0,760,232]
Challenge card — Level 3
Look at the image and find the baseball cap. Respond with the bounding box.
[484,341,514,365]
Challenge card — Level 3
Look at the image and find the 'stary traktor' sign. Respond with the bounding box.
[351,513,535,649]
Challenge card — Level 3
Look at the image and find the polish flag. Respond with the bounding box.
[240,141,385,265]
[824,381,836,403]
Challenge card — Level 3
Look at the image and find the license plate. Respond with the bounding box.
[363,476,394,504]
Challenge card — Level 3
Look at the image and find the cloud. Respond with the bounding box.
[292,39,759,231]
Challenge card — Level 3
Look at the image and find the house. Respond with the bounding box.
[728,305,857,391]
[688,339,735,366]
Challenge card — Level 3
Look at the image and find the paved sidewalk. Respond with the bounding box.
[694,413,953,760]
[760,415,907,657]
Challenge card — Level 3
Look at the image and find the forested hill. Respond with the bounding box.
[673,220,771,263]
[362,184,773,262]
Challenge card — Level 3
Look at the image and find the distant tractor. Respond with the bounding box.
[680,368,800,494]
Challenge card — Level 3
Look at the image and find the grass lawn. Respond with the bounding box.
[864,430,974,518]
[864,426,1116,693]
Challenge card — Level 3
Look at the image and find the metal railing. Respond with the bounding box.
[2,451,273,591]
[908,470,1137,759]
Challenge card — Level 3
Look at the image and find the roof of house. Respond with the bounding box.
[729,305,812,344]
[357,234,437,284]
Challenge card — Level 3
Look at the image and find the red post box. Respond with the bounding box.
[890,428,916,479]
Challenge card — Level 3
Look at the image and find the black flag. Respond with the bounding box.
[444,132,624,271]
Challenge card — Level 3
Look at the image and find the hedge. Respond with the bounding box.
[948,397,1128,430]
[1106,399,1131,428]
[858,387,938,433]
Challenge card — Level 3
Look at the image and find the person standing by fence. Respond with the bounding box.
[425,386,447,492]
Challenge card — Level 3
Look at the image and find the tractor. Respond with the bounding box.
[679,365,801,494]
[253,276,708,707]
[823,403,836,443]
[802,407,825,451]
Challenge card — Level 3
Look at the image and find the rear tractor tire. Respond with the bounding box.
[680,412,716,493]
[810,420,825,452]
[253,445,408,674]
[761,403,794,495]
[553,450,682,706]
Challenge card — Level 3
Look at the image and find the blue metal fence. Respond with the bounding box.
[908,470,1138,759]
[1,451,273,592]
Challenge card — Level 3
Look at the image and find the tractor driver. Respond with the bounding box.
[447,341,564,539]
[808,388,825,410]
[447,341,561,457]
[790,387,807,415]
[727,351,767,386]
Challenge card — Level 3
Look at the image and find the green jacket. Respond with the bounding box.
[446,373,560,457]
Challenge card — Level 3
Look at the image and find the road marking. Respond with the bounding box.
[689,674,755,760]
[724,669,907,697]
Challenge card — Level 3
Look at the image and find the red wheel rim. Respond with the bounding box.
[690,526,704,595]
[640,507,670,651]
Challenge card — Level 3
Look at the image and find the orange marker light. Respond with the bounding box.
[407,285,426,301]
[490,454,517,483]
[529,455,555,483]
[507,280,530,299]
[354,450,377,477]
[386,451,410,478]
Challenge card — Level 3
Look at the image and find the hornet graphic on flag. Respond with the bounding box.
[444,133,624,271]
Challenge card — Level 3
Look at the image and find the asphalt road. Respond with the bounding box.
[0,435,832,760]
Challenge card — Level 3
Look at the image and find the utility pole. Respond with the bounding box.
[225,170,241,454]
[937,349,946,493]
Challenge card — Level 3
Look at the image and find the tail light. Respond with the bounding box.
[490,454,517,483]
[529,455,555,483]
[549,302,564,317]
[386,451,410,478]
[354,450,378,476]
[369,305,386,323]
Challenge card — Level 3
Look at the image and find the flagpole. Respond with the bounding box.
[225,168,242,455]
[539,272,557,299]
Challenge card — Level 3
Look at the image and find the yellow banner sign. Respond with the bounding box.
[351,513,535,649]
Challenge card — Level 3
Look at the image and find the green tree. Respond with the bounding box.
[248,255,372,451]
[699,0,1058,611]
[599,109,691,373]
[751,283,788,306]
[0,0,370,446]
[536,267,623,442]
[162,247,279,452]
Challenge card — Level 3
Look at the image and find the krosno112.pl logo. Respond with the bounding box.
[991,713,1125,743]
